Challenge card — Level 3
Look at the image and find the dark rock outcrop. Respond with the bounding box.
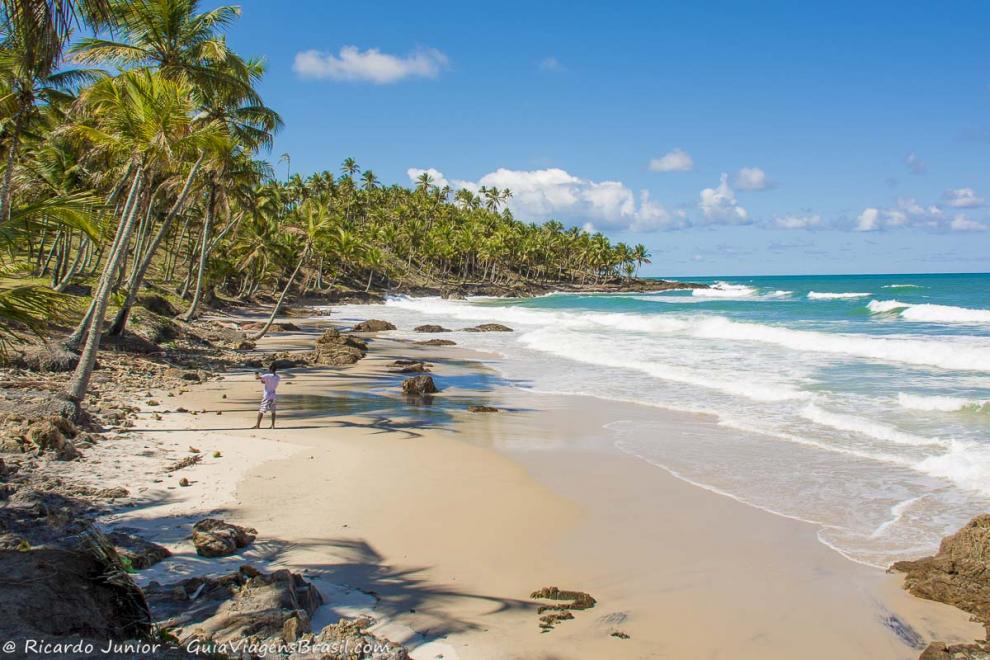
[402,375,438,396]
[464,323,513,332]
[468,405,499,413]
[108,531,171,570]
[413,324,451,333]
[892,514,990,634]
[311,328,368,366]
[416,338,457,346]
[191,518,257,557]
[352,319,397,332]
[892,514,990,654]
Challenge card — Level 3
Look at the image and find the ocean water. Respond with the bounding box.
[335,273,990,567]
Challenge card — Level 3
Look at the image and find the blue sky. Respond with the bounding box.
[214,1,990,276]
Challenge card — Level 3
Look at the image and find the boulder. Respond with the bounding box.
[108,531,172,570]
[145,566,323,648]
[892,513,990,635]
[416,338,457,346]
[6,417,82,460]
[464,323,513,332]
[311,328,368,366]
[191,518,257,557]
[402,375,438,396]
[352,319,397,332]
[413,324,451,333]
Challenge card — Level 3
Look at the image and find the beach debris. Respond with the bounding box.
[920,640,990,659]
[468,405,499,413]
[531,586,597,632]
[0,496,152,644]
[212,451,222,458]
[463,323,513,332]
[892,514,990,645]
[352,319,397,332]
[413,324,451,333]
[311,328,368,366]
[165,454,202,472]
[178,478,190,487]
[416,338,457,346]
[95,487,129,499]
[4,417,83,461]
[191,518,257,557]
[402,375,439,396]
[611,631,630,639]
[188,446,200,453]
[108,531,172,570]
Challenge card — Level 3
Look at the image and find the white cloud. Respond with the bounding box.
[856,208,880,232]
[734,166,771,191]
[773,213,821,229]
[943,187,984,208]
[649,148,693,172]
[407,166,685,232]
[853,197,983,232]
[538,57,562,72]
[950,215,987,232]
[698,174,749,224]
[406,167,450,189]
[293,46,448,84]
[905,152,926,174]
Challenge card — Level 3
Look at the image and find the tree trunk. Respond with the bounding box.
[108,155,203,335]
[65,166,145,402]
[64,166,145,349]
[248,254,306,341]
[180,183,216,321]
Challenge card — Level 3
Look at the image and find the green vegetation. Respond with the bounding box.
[0,0,650,402]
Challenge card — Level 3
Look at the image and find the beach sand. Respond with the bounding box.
[48,318,984,659]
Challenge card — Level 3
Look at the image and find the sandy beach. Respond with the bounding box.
[41,313,983,659]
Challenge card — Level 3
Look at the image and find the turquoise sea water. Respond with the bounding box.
[337,273,990,566]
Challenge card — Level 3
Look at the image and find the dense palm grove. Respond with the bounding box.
[0,0,650,401]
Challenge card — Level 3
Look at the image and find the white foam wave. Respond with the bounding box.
[897,392,989,413]
[518,328,810,402]
[868,299,990,325]
[883,284,922,289]
[918,440,990,497]
[385,296,990,372]
[807,291,872,300]
[691,281,758,298]
[801,404,944,448]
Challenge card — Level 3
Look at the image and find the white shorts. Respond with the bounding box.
[259,397,276,413]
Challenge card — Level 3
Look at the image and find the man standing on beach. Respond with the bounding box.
[253,365,280,429]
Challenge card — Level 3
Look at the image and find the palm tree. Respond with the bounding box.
[71,0,255,99]
[248,198,332,340]
[63,69,205,401]
[278,151,289,180]
[340,156,358,179]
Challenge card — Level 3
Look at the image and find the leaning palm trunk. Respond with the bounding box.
[64,165,145,349]
[248,252,307,341]
[65,166,146,403]
[108,155,203,335]
[180,183,215,321]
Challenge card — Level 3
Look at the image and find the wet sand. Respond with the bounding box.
[51,319,984,659]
